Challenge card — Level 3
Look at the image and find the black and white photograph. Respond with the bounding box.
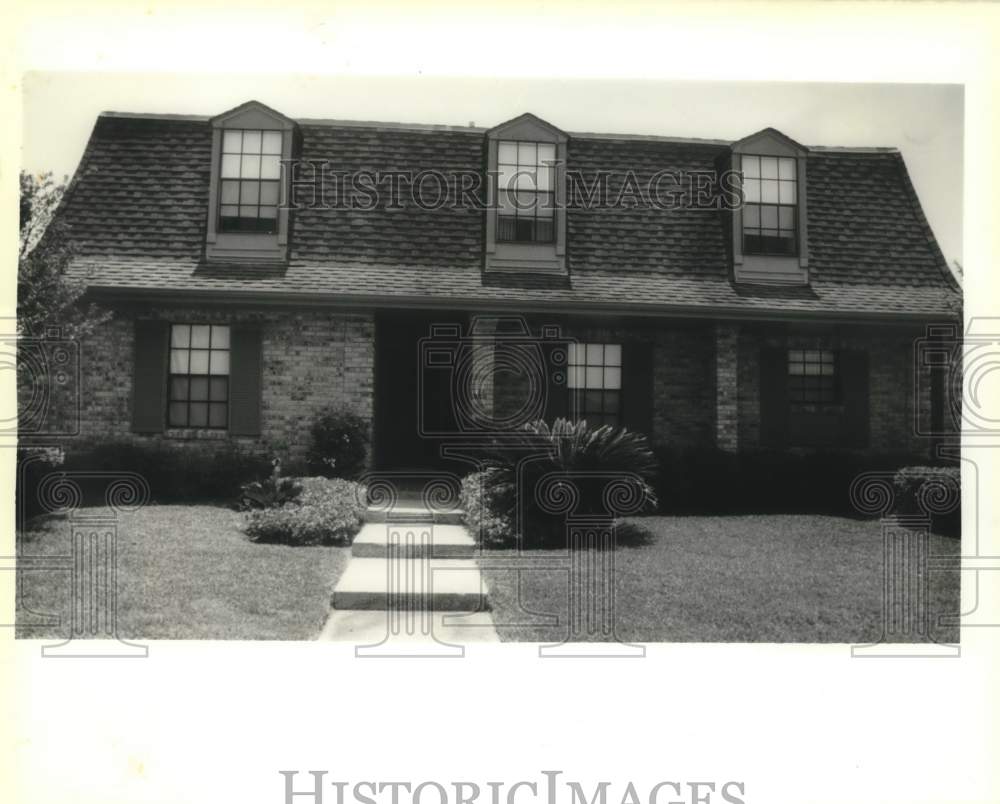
[3,3,998,804]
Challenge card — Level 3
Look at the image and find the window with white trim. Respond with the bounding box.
[496,140,556,243]
[742,155,798,256]
[219,130,283,234]
[168,324,231,428]
[567,343,622,426]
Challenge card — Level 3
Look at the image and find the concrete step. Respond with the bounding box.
[352,522,477,559]
[364,505,465,525]
[331,558,486,612]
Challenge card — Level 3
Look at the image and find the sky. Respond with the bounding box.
[20,72,963,267]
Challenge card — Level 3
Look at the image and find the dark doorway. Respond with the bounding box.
[373,310,467,471]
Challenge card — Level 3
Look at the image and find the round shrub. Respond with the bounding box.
[306,408,370,479]
[460,469,517,547]
[244,477,367,546]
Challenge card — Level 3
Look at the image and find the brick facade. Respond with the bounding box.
[75,305,375,464]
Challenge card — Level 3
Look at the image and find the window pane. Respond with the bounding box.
[742,155,760,179]
[239,205,257,218]
[221,154,241,178]
[242,130,262,154]
[240,181,260,205]
[191,325,210,348]
[604,344,622,365]
[567,365,585,389]
[189,403,209,427]
[498,141,518,164]
[260,181,280,205]
[535,164,552,191]
[498,190,516,213]
[209,326,229,349]
[761,205,778,229]
[168,403,188,427]
[536,197,554,218]
[260,155,281,180]
[604,391,620,414]
[222,130,243,153]
[586,344,604,365]
[170,377,189,400]
[259,206,278,220]
[760,157,778,179]
[779,181,797,205]
[209,403,228,428]
[171,324,190,348]
[169,351,189,373]
[604,366,622,389]
[567,343,580,365]
[209,377,228,400]
[537,143,556,164]
[241,155,260,179]
[220,205,239,218]
[778,157,796,180]
[496,215,517,241]
[221,180,240,204]
[514,169,537,191]
[190,350,210,374]
[779,206,795,230]
[761,181,779,204]
[262,131,282,154]
[586,366,603,387]
[190,377,209,401]
[743,204,760,228]
[209,351,230,375]
[743,178,760,204]
[517,141,536,164]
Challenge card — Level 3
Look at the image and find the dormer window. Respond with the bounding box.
[496,141,556,244]
[729,128,809,286]
[219,129,283,234]
[484,114,568,275]
[205,101,296,263]
[741,155,798,257]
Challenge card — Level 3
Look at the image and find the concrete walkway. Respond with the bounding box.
[318,503,499,648]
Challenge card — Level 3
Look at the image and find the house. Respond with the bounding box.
[55,100,961,471]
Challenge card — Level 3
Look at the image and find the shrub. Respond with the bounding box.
[237,458,301,511]
[466,419,658,548]
[244,477,367,546]
[59,440,272,503]
[893,465,961,537]
[16,445,65,524]
[306,407,370,479]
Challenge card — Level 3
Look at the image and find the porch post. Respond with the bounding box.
[715,321,740,453]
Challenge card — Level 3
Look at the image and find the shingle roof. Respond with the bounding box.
[59,112,960,321]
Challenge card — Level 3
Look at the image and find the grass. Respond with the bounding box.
[479,514,961,643]
[16,504,351,640]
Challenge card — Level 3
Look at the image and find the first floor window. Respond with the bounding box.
[168,324,230,428]
[788,348,838,404]
[567,343,622,426]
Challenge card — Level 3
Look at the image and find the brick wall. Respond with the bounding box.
[737,322,933,456]
[74,305,375,464]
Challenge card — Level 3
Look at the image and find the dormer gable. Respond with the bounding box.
[205,100,298,263]
[729,127,810,285]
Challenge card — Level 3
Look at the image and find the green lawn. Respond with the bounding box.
[480,515,961,643]
[16,505,350,640]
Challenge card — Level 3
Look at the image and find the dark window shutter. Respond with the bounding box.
[759,346,789,449]
[840,349,870,448]
[543,342,569,424]
[229,326,263,436]
[622,341,654,437]
[132,320,168,433]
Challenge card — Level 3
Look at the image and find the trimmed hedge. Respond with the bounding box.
[57,440,273,504]
[243,477,366,546]
[652,447,940,516]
